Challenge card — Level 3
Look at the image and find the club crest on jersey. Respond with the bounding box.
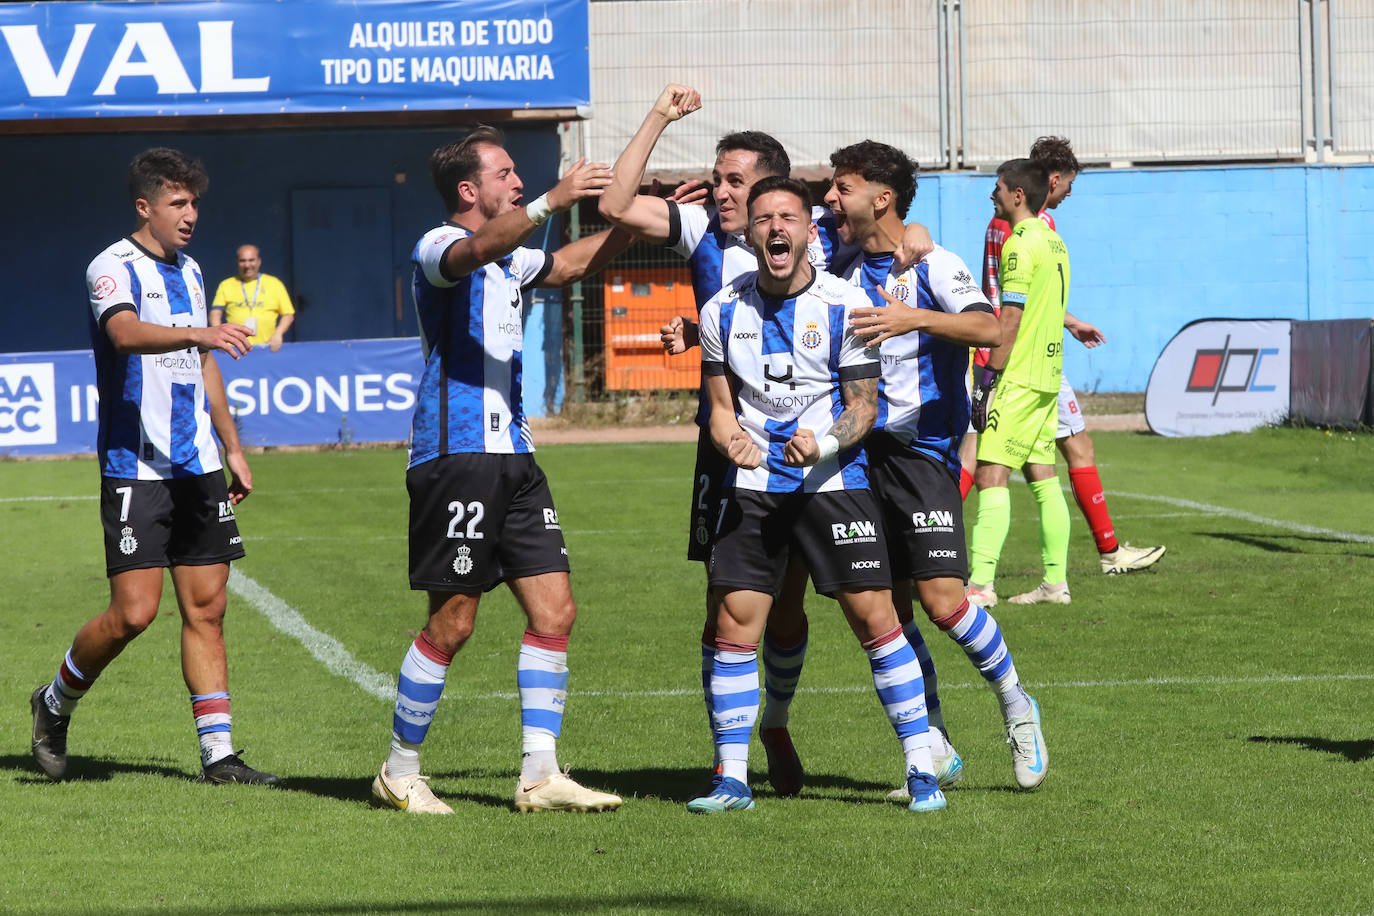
[891,282,910,301]
[801,321,823,349]
[452,544,474,576]
[118,526,139,556]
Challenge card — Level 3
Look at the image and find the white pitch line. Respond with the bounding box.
[228,566,1373,704]
[228,568,396,701]
[1102,488,1374,544]
[1002,474,1374,545]
[0,494,97,503]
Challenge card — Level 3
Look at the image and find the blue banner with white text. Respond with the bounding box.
[0,0,588,120]
[1,339,426,457]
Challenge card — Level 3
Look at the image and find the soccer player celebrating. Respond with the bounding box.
[371,127,629,815]
[691,176,945,814]
[823,140,1048,790]
[967,136,1164,581]
[967,160,1075,606]
[30,148,277,786]
[599,85,933,797]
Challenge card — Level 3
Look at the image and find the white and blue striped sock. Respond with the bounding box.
[387,631,451,778]
[759,632,807,730]
[901,619,946,736]
[518,630,569,783]
[944,600,1030,719]
[709,641,759,785]
[865,626,933,777]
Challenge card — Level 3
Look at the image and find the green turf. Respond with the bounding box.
[2,427,1372,915]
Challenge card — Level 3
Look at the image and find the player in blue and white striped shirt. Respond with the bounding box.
[688,176,945,813]
[826,140,1048,790]
[30,148,277,787]
[373,126,630,816]
[599,85,937,797]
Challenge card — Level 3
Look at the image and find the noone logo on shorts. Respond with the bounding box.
[0,364,57,447]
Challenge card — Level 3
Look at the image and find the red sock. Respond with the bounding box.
[1069,465,1118,553]
[959,467,974,501]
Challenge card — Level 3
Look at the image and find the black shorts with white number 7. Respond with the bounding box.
[100,473,245,576]
[406,452,570,593]
[687,428,728,564]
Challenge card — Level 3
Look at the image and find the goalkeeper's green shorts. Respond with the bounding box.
[976,380,1058,468]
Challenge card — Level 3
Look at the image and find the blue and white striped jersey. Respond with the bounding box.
[829,244,993,474]
[85,238,219,480]
[699,270,880,493]
[665,203,851,310]
[408,223,553,466]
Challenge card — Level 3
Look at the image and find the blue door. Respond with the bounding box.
[290,188,396,340]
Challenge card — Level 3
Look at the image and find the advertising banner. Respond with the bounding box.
[0,0,589,120]
[1144,319,1291,437]
[1,339,424,457]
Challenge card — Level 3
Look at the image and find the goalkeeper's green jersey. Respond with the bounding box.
[998,217,1070,393]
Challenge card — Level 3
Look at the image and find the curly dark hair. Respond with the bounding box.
[1029,136,1079,175]
[829,140,919,218]
[128,148,208,203]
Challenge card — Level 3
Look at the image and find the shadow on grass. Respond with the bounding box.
[1202,531,1374,558]
[1248,735,1374,762]
[110,894,773,916]
[0,752,189,783]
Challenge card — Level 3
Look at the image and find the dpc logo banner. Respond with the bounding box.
[0,0,589,120]
[1144,319,1291,438]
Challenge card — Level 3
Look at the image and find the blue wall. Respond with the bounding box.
[4,124,560,351]
[908,163,1374,392]
[8,141,1372,395]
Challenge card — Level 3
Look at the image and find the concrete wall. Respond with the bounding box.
[908,163,1374,392]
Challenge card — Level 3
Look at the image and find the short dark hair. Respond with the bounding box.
[996,158,1049,214]
[829,140,919,218]
[1029,135,1079,175]
[716,131,790,179]
[431,125,505,212]
[128,148,208,204]
[746,174,811,216]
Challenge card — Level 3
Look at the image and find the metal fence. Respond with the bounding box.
[567,0,1373,401]
[1332,0,1374,154]
[588,0,1367,171]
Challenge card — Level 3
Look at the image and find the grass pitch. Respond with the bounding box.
[1,427,1371,915]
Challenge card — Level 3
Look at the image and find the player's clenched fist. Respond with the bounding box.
[660,315,700,354]
[726,429,762,469]
[784,428,820,467]
[653,84,702,123]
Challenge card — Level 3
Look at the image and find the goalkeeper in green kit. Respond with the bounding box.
[966,159,1074,606]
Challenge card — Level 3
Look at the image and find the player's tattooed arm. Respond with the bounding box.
[785,375,877,466]
[832,375,879,448]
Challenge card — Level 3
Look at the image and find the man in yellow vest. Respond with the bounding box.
[210,245,295,351]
